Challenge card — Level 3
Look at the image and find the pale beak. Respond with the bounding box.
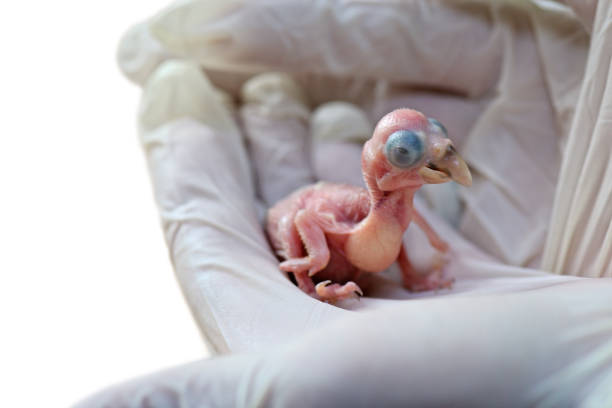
[418,146,472,186]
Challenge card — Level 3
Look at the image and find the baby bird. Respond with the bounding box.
[266,109,471,301]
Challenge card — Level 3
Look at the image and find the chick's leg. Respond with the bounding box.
[412,210,449,252]
[278,214,316,295]
[398,245,453,292]
[279,209,330,278]
[280,210,362,301]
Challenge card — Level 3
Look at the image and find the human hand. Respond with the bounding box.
[76,1,612,406]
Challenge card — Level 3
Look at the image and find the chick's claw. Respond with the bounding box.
[315,280,363,302]
[279,257,322,276]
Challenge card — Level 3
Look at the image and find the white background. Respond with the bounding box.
[1,2,208,406]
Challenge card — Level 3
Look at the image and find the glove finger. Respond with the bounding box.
[73,355,256,408]
[149,0,503,97]
[259,279,612,407]
[117,22,175,86]
[75,278,612,407]
[139,59,346,353]
[118,21,253,90]
[239,72,315,206]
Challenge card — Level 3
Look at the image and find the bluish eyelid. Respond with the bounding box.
[428,117,448,137]
[384,130,425,168]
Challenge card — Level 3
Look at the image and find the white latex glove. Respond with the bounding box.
[76,1,612,406]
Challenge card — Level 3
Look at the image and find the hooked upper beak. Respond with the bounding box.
[418,146,472,186]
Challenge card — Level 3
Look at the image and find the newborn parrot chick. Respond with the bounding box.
[266,109,472,302]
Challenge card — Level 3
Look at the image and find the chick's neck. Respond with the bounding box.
[362,169,418,230]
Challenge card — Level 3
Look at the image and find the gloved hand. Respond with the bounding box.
[77,1,612,406]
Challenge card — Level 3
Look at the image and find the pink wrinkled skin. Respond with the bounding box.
[266,109,471,302]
